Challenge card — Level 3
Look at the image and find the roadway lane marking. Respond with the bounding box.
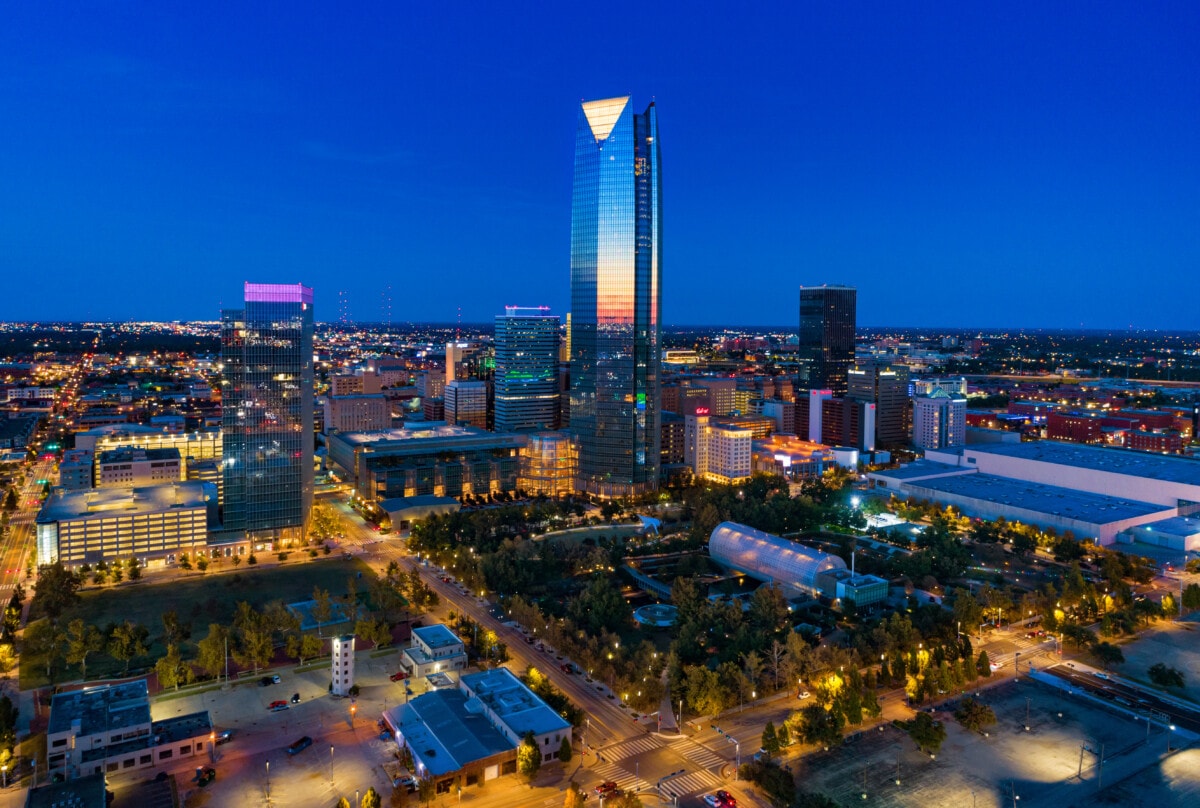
[671,738,726,769]
[602,736,660,761]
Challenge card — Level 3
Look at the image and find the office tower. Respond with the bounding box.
[445,381,488,429]
[799,285,857,395]
[569,96,662,496]
[445,342,461,386]
[848,362,910,447]
[494,307,560,432]
[912,387,967,450]
[221,283,314,542]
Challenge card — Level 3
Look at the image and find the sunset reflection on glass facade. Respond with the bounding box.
[569,97,661,496]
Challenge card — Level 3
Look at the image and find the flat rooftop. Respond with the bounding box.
[49,681,151,737]
[461,667,571,738]
[38,481,215,522]
[965,441,1200,486]
[907,473,1172,524]
[871,460,974,482]
[384,689,513,777]
[97,446,181,463]
[413,624,463,651]
[335,424,525,449]
[1124,515,1200,540]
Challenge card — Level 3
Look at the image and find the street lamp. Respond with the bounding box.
[266,761,270,801]
[330,745,334,786]
[1168,724,1176,752]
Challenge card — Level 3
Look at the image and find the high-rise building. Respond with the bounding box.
[494,307,560,432]
[444,381,488,429]
[912,387,967,450]
[569,96,662,497]
[799,285,857,395]
[848,362,911,447]
[684,414,752,485]
[221,283,314,543]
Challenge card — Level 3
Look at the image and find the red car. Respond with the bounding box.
[594,782,619,796]
[716,790,738,807]
[389,671,409,682]
[268,700,288,711]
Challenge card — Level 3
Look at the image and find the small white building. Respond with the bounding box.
[332,635,355,696]
[401,624,468,679]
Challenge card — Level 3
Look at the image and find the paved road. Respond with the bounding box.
[1043,662,1200,736]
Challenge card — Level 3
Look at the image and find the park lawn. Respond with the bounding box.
[20,556,378,690]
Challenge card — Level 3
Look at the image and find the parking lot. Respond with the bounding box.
[110,649,414,806]
[795,677,1189,807]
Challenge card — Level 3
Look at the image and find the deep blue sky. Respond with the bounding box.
[2,3,1197,328]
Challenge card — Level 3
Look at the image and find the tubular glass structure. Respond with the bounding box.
[709,521,846,596]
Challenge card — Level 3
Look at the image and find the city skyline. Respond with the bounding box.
[1,4,1197,328]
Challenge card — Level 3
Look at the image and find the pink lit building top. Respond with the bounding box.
[244,282,313,305]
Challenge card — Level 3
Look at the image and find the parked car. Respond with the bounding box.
[268,700,289,712]
[798,691,811,700]
[215,729,233,745]
[259,676,274,687]
[290,692,301,704]
[716,789,738,807]
[390,671,409,682]
[594,781,618,796]
[196,767,216,786]
[704,795,723,808]
[287,736,313,755]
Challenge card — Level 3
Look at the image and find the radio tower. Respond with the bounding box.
[381,285,393,328]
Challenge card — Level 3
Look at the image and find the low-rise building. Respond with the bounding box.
[324,393,391,434]
[380,667,571,799]
[685,414,752,485]
[401,624,468,679]
[95,447,182,489]
[47,681,212,780]
[59,449,94,491]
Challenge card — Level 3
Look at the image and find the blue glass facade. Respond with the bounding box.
[569,97,662,496]
[494,308,560,432]
[221,283,314,542]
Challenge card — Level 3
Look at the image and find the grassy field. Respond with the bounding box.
[21,556,378,689]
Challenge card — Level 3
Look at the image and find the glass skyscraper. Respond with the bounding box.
[221,283,314,543]
[569,96,662,497]
[799,285,857,396]
[494,306,560,432]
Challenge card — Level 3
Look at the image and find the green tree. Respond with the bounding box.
[761,721,780,757]
[0,644,15,678]
[312,587,333,636]
[797,702,844,748]
[161,610,189,647]
[953,697,996,732]
[1148,662,1185,688]
[1183,583,1200,612]
[684,664,728,717]
[906,712,946,754]
[65,618,103,680]
[197,624,228,679]
[517,731,542,785]
[608,795,644,808]
[558,735,573,764]
[30,562,80,622]
[416,777,435,804]
[24,619,66,677]
[126,557,141,580]
[362,787,382,808]
[336,799,350,808]
[976,650,992,678]
[2,489,16,512]
[155,643,195,691]
[1091,641,1125,667]
[567,577,632,635]
[108,621,148,674]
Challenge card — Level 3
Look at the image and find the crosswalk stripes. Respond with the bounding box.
[658,769,721,799]
[672,738,726,769]
[586,761,638,792]
[603,735,660,761]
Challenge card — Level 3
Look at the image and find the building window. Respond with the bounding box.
[160,750,173,760]
[180,745,191,754]
[107,762,119,773]
[123,758,135,768]
[140,754,152,764]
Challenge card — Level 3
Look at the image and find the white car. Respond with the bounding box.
[798,691,811,700]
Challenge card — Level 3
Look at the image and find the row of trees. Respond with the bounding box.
[505,594,665,714]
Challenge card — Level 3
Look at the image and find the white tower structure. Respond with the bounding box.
[331,634,356,696]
